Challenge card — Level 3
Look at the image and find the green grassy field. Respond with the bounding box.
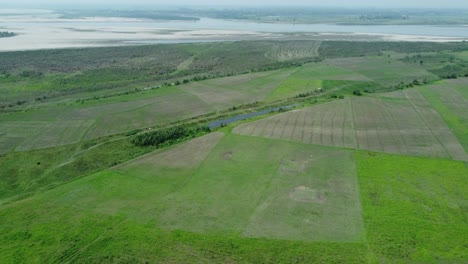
[356,151,468,263]
[0,130,466,262]
[267,78,322,101]
[1,40,468,263]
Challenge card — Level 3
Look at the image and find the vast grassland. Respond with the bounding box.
[0,133,367,263]
[0,131,465,262]
[1,40,468,263]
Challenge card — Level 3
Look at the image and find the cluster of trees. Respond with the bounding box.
[0,32,16,38]
[352,90,363,96]
[394,79,428,90]
[401,53,468,79]
[329,94,345,99]
[131,125,210,147]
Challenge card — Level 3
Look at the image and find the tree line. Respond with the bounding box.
[131,125,211,147]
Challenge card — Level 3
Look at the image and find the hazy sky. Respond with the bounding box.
[3,0,468,8]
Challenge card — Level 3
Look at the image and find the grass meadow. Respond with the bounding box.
[1,41,468,263]
[0,131,466,263]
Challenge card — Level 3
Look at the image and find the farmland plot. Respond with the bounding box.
[234,93,467,160]
[267,79,322,101]
[327,56,438,87]
[133,134,365,242]
[291,63,371,81]
[17,120,94,151]
[184,68,296,107]
[84,90,212,139]
[419,78,468,152]
[0,136,21,155]
[0,121,49,153]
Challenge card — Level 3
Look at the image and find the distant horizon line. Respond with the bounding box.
[2,5,468,10]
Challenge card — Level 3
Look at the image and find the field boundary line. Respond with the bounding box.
[330,105,338,146]
[403,89,452,159]
[300,108,308,143]
[349,98,360,149]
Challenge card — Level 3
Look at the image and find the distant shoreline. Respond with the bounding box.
[1,11,468,52]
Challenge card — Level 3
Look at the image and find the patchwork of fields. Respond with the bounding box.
[1,40,468,263]
[0,69,295,151]
[0,55,445,153]
[234,88,467,161]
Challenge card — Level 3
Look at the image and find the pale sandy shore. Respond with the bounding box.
[1,13,467,52]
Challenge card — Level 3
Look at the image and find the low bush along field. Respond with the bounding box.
[0,130,466,262]
[234,88,467,161]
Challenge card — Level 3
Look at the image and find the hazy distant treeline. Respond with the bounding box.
[0,32,16,38]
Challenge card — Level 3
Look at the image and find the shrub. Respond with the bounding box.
[353,90,362,96]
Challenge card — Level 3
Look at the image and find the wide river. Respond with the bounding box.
[1,10,468,51]
[63,17,468,37]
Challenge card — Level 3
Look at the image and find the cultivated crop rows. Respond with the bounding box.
[234,92,467,160]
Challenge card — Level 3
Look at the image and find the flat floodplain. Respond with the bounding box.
[234,91,467,160]
[0,133,364,243]
[355,151,468,263]
[0,55,441,152]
